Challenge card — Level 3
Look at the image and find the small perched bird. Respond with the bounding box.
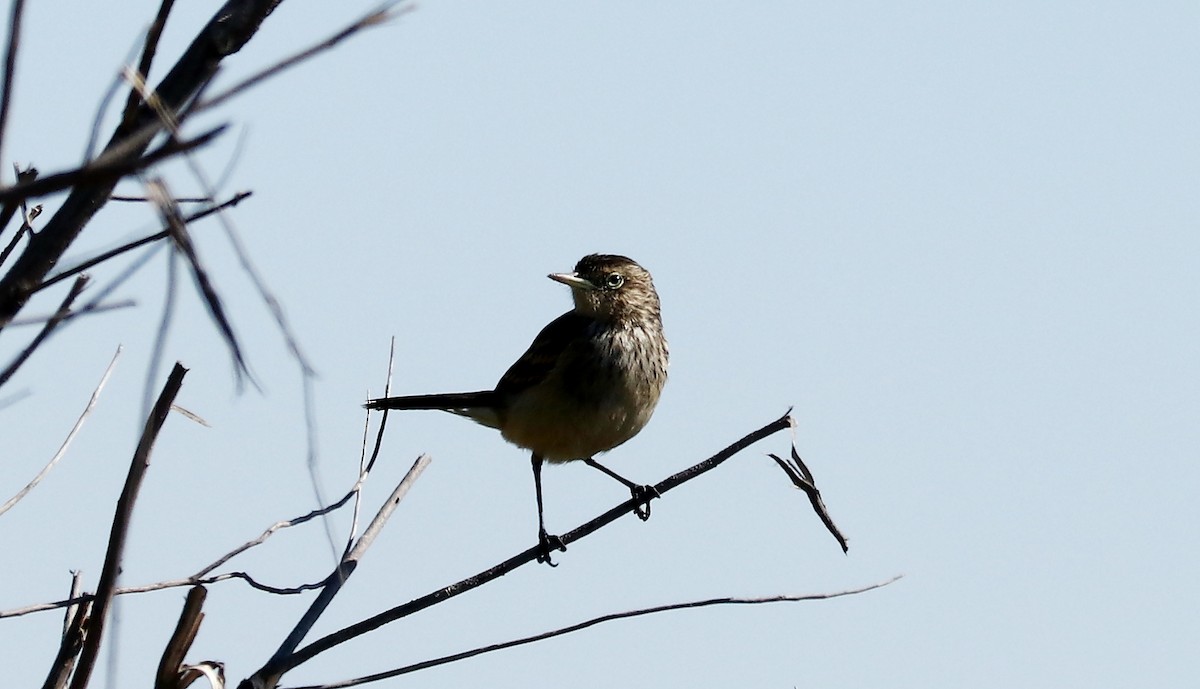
[366,254,668,564]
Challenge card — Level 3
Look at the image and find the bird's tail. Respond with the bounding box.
[364,391,501,429]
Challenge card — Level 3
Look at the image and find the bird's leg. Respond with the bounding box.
[531,453,566,566]
[583,457,659,521]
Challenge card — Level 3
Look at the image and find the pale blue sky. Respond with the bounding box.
[2,2,1197,688]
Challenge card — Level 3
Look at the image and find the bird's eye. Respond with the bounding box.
[604,273,625,289]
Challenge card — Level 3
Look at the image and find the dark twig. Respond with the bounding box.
[346,338,398,556]
[0,0,27,178]
[0,275,89,387]
[0,125,226,206]
[122,0,178,129]
[110,194,212,203]
[67,363,187,689]
[147,178,253,385]
[41,573,89,689]
[0,164,36,239]
[256,412,796,682]
[36,191,252,293]
[5,299,136,326]
[0,0,285,327]
[0,346,122,516]
[288,577,903,689]
[0,450,418,620]
[154,585,206,689]
[195,2,411,116]
[769,442,849,553]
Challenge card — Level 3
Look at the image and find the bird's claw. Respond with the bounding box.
[631,484,660,521]
[537,529,567,566]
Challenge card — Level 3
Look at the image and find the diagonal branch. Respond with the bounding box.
[40,572,88,689]
[147,178,252,383]
[0,125,226,206]
[254,412,798,682]
[36,191,252,293]
[254,455,432,689]
[154,585,207,689]
[0,275,90,388]
[0,0,27,179]
[121,0,178,129]
[770,442,848,552]
[288,577,903,689]
[67,363,188,689]
[0,345,122,516]
[0,0,284,327]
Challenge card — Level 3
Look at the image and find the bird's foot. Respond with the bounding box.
[630,484,660,521]
[537,528,567,567]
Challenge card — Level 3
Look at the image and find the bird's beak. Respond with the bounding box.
[548,271,597,290]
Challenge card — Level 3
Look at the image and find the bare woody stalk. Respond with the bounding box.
[41,572,88,689]
[247,455,432,689]
[66,363,188,689]
[154,585,207,689]
[247,412,797,685]
[0,0,283,326]
[290,578,903,689]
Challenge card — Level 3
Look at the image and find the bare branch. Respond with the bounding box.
[155,585,207,689]
[0,125,226,206]
[287,577,904,689]
[41,572,89,689]
[0,345,122,516]
[254,455,432,689]
[255,412,797,682]
[0,275,90,387]
[122,0,178,129]
[147,178,253,385]
[68,363,188,689]
[0,0,285,327]
[195,2,413,116]
[769,442,848,552]
[110,194,213,203]
[0,164,36,239]
[0,0,27,179]
[4,299,136,326]
[37,191,252,293]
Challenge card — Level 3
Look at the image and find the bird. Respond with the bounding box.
[366,254,668,564]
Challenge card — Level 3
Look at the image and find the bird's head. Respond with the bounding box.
[549,254,661,324]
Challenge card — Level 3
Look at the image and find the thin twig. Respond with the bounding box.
[36,191,253,293]
[0,276,90,387]
[257,412,796,680]
[769,442,848,552]
[0,346,122,516]
[347,338,398,555]
[110,194,212,203]
[0,164,35,238]
[287,577,904,689]
[41,572,89,689]
[154,585,206,689]
[122,0,177,129]
[0,125,225,206]
[0,0,284,327]
[147,178,253,385]
[0,0,27,180]
[1,571,324,620]
[5,299,136,327]
[67,363,187,689]
[194,2,411,116]
[257,455,432,689]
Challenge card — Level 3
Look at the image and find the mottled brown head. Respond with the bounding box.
[549,254,661,325]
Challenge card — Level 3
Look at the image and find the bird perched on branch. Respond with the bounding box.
[366,254,669,565]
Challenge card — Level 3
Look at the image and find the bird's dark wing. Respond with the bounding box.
[494,311,592,397]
